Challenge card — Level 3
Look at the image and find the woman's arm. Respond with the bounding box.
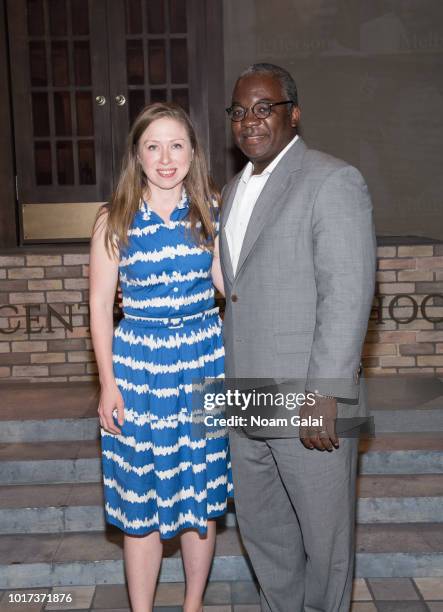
[211,235,225,296]
[89,212,123,434]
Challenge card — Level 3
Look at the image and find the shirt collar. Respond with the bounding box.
[240,134,299,183]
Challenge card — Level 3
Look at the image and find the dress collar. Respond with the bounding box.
[176,188,189,209]
[140,187,189,219]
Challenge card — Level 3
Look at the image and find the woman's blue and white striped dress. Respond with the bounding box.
[101,193,233,538]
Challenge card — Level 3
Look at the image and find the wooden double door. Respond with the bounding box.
[7,0,224,241]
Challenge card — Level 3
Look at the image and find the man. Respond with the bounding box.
[220,63,376,612]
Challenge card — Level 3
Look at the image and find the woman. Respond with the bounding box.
[89,102,233,612]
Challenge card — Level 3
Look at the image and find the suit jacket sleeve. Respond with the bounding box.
[305,165,376,400]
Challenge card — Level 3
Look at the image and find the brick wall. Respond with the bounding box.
[0,245,442,382]
[364,245,443,375]
[0,253,94,382]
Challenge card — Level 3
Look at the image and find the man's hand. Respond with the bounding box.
[299,395,339,451]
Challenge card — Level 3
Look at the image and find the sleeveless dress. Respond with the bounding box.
[100,192,233,538]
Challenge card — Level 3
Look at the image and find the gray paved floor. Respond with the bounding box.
[1,578,443,611]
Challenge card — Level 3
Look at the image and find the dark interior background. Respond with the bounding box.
[223,0,443,241]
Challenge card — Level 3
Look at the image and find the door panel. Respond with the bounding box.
[107,0,193,181]
[6,0,225,242]
[8,0,112,207]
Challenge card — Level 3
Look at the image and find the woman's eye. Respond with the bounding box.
[172,143,183,149]
[147,144,157,151]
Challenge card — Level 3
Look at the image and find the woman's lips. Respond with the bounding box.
[157,168,177,178]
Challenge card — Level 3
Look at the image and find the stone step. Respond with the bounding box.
[0,383,100,443]
[0,383,98,421]
[1,434,443,486]
[0,475,442,535]
[0,417,99,443]
[369,408,443,433]
[2,379,443,443]
[0,524,442,588]
[359,434,443,474]
[3,408,443,443]
[0,440,101,485]
[367,374,443,432]
[4,409,443,443]
[0,482,238,534]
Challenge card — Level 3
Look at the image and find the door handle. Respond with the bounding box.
[95,95,106,106]
[115,94,126,106]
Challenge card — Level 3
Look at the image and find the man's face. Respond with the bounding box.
[230,73,299,174]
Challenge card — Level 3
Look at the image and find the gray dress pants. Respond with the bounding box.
[229,428,359,612]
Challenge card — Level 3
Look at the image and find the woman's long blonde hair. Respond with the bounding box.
[100,102,219,256]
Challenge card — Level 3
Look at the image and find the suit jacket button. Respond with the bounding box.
[231,294,238,302]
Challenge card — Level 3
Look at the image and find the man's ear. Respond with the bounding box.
[290,105,301,128]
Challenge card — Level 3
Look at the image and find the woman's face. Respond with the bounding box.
[137,117,193,192]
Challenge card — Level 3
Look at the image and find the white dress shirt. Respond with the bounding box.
[225,135,299,275]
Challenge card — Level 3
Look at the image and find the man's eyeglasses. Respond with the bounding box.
[225,100,294,122]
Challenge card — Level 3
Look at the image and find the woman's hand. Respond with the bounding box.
[98,382,125,435]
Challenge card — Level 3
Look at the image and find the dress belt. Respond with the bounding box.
[123,306,220,328]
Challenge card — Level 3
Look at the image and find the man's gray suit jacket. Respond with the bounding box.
[219,137,377,423]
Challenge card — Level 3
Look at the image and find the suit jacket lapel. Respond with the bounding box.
[235,137,307,277]
[220,174,241,283]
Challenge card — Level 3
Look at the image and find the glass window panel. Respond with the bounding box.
[71,0,90,35]
[148,40,166,85]
[129,90,146,125]
[169,0,186,33]
[74,41,91,86]
[171,88,188,112]
[56,141,74,184]
[150,89,167,104]
[48,0,67,36]
[27,0,45,36]
[32,93,50,137]
[127,40,144,85]
[34,141,52,185]
[29,42,47,86]
[52,41,70,86]
[170,39,187,83]
[78,140,96,184]
[54,92,72,135]
[76,92,94,136]
[126,0,142,34]
[146,0,165,34]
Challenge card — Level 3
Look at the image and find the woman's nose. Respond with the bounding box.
[160,147,171,164]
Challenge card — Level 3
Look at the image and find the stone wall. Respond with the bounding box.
[0,245,442,382]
